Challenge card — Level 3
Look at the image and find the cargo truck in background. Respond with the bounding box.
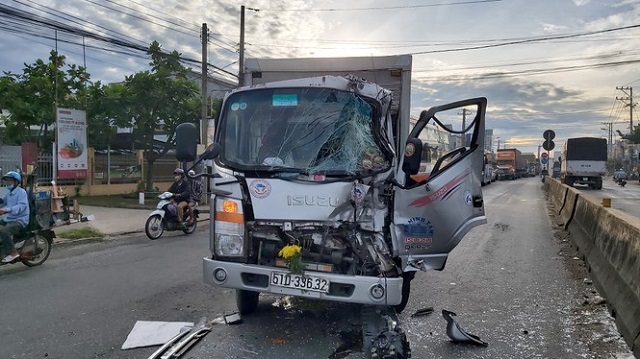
[176,55,488,358]
[560,137,607,189]
[495,148,526,180]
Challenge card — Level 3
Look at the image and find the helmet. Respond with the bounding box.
[173,168,184,176]
[188,170,196,176]
[2,171,21,183]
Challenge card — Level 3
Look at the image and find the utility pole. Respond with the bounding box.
[239,6,245,87]
[201,23,208,146]
[458,108,472,146]
[616,86,635,134]
[238,6,259,87]
[601,122,613,158]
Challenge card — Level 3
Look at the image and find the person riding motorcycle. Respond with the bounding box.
[167,168,191,227]
[614,168,627,184]
[0,171,29,263]
[186,170,202,226]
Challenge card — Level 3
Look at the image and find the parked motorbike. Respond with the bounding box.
[145,192,198,240]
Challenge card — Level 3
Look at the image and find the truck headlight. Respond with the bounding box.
[214,198,245,257]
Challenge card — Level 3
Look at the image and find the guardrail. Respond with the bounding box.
[545,177,640,357]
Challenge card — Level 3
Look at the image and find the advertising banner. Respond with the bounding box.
[56,108,88,180]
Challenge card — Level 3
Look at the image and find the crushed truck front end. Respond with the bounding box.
[204,75,404,306]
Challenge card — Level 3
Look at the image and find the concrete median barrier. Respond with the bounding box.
[558,186,579,230]
[546,178,640,356]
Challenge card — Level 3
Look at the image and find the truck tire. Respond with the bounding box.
[236,289,260,315]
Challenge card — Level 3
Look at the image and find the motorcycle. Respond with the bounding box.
[617,177,627,187]
[1,170,55,267]
[145,192,198,240]
[0,226,55,267]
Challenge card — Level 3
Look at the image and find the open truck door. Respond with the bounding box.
[393,97,487,272]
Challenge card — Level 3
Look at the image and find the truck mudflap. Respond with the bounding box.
[203,258,404,306]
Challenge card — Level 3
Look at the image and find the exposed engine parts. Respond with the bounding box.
[363,306,411,359]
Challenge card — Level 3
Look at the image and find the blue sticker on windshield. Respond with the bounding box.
[272,94,298,107]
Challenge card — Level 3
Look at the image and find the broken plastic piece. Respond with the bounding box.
[442,309,488,347]
[411,307,434,317]
[224,312,242,325]
[150,317,211,359]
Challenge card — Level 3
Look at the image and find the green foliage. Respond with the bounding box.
[616,125,640,144]
[105,41,202,189]
[57,226,104,240]
[0,51,91,151]
[1,43,204,190]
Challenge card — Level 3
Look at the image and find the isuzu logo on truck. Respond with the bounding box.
[287,195,340,207]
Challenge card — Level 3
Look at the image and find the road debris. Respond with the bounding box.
[442,309,488,347]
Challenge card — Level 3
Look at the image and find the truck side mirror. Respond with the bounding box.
[176,123,198,162]
[402,138,423,175]
[200,143,221,160]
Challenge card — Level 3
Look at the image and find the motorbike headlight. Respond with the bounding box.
[214,198,245,257]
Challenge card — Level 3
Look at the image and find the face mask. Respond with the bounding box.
[6,185,14,190]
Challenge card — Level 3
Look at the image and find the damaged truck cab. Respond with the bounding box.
[176,55,487,355]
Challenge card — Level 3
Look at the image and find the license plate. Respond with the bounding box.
[271,272,329,293]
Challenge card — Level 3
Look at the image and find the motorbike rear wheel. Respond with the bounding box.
[145,214,164,240]
[182,217,197,234]
[20,234,52,267]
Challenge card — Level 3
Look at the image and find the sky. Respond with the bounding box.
[1,0,640,156]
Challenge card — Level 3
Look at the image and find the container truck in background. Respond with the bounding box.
[521,153,537,177]
[560,137,607,189]
[481,153,493,186]
[495,148,525,180]
[175,55,489,358]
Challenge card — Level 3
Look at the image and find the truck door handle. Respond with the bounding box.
[472,195,483,208]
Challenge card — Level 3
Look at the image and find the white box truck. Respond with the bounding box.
[176,55,488,357]
[560,137,607,189]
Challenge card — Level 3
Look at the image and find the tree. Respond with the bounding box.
[616,125,640,144]
[0,51,91,152]
[106,41,201,190]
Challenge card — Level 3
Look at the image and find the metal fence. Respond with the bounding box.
[1,144,178,187]
[0,145,22,179]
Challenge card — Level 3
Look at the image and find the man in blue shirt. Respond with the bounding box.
[0,171,29,263]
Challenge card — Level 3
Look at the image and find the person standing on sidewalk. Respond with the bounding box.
[0,171,29,263]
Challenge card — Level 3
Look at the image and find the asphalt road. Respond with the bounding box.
[570,176,640,219]
[0,177,634,358]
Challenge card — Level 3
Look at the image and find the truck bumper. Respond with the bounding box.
[203,258,404,306]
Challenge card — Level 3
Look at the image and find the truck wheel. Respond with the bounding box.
[395,272,415,314]
[236,289,260,315]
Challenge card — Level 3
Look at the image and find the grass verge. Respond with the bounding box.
[56,227,105,240]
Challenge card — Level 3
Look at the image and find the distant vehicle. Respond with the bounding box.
[560,137,607,189]
[481,154,493,186]
[496,148,525,180]
[552,162,561,178]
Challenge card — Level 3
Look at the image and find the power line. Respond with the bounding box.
[259,0,502,12]
[0,4,238,79]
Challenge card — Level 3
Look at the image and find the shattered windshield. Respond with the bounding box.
[218,87,390,175]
